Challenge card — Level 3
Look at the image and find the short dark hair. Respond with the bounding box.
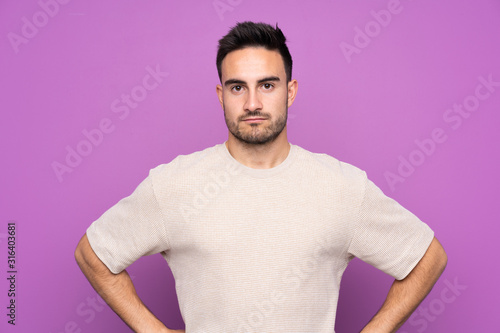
[216,21,293,82]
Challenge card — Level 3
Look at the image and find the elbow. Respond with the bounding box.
[74,234,89,269]
[74,245,82,265]
[74,234,115,277]
[439,247,448,272]
[435,238,448,276]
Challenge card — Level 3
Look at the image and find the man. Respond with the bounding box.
[75,22,447,333]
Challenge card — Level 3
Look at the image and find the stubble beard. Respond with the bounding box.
[224,103,288,145]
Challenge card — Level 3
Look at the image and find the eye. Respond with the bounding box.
[231,85,243,92]
[262,83,274,90]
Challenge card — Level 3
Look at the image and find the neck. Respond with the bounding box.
[225,131,290,169]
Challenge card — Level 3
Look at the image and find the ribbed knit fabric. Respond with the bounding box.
[86,142,434,333]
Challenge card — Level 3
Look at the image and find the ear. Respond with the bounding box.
[287,79,298,108]
[216,84,224,108]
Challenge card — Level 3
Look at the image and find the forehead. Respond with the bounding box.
[221,47,285,81]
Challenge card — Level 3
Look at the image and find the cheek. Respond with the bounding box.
[222,98,240,116]
[266,93,287,109]
[224,95,243,110]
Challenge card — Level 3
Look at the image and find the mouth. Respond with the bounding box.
[243,117,267,123]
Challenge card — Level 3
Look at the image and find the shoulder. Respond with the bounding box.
[292,144,367,185]
[148,144,223,181]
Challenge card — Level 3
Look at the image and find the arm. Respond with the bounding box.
[74,234,184,333]
[360,236,448,333]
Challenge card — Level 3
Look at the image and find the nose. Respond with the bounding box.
[243,88,263,112]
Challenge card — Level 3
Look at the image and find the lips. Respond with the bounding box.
[243,117,267,122]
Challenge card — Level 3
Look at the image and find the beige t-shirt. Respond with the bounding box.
[86,142,434,332]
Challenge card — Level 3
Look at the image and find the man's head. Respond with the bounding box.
[216,21,293,83]
[216,22,298,146]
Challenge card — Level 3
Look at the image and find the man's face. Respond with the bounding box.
[216,47,297,145]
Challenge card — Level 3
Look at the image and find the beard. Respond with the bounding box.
[224,103,288,145]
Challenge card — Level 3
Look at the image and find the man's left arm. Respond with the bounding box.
[360,236,447,333]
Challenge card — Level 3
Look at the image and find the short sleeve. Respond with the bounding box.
[347,178,434,280]
[86,170,170,274]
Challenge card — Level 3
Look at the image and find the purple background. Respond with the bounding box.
[1,0,499,332]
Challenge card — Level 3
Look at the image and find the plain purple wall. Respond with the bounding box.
[1,0,499,332]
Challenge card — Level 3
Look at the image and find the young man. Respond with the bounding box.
[75,22,447,333]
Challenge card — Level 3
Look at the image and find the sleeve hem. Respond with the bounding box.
[86,225,124,275]
[394,229,435,281]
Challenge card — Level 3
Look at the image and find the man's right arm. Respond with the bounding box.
[74,234,184,333]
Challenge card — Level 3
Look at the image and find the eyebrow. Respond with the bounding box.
[224,76,281,87]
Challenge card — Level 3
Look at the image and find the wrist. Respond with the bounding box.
[360,317,397,333]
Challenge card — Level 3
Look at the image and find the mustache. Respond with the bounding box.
[239,111,270,121]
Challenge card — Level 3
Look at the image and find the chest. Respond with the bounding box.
[166,176,354,265]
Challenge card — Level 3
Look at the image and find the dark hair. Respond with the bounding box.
[216,21,293,82]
